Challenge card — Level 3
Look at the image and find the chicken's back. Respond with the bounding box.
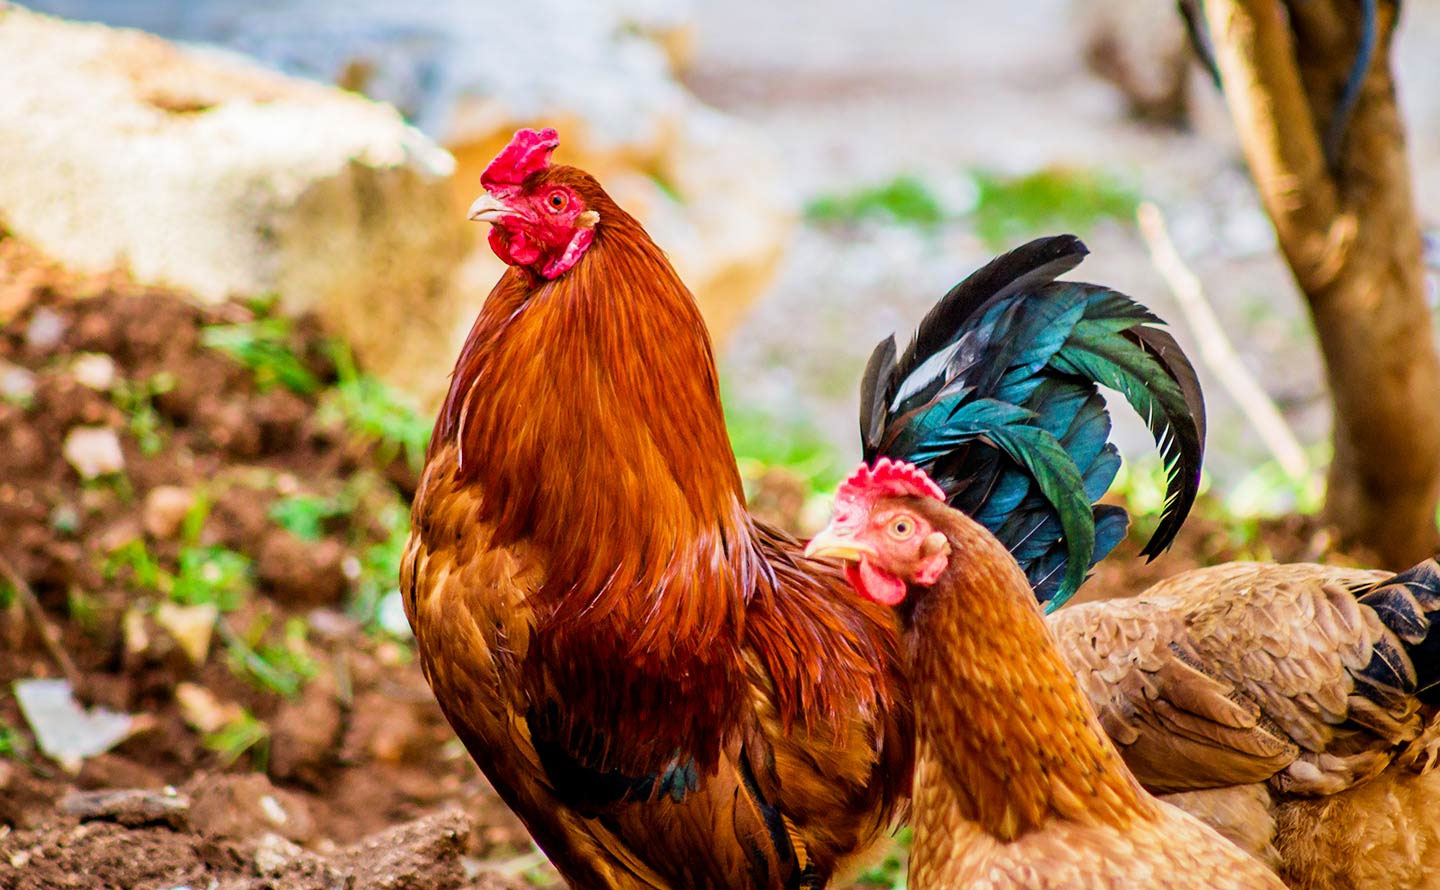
[1050,561,1424,797]
[914,787,1282,889]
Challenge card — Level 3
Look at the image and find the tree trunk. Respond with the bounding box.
[1203,0,1440,566]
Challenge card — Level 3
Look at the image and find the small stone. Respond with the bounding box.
[154,602,218,664]
[62,426,125,479]
[60,787,190,829]
[12,678,138,772]
[376,590,412,638]
[71,353,117,390]
[252,832,303,876]
[258,795,288,827]
[25,307,66,350]
[174,682,244,735]
[0,362,36,404]
[142,485,195,539]
[49,503,81,535]
[122,605,151,656]
[306,608,358,643]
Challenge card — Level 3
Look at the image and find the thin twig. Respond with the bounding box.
[0,552,81,688]
[1136,201,1317,494]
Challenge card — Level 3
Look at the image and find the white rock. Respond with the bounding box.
[175,681,244,734]
[62,426,125,479]
[252,832,303,876]
[0,361,35,403]
[155,601,218,664]
[15,0,787,348]
[142,484,196,539]
[25,306,65,350]
[0,4,471,402]
[13,677,138,772]
[71,353,116,391]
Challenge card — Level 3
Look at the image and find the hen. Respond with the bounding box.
[1051,560,1440,887]
[806,458,1285,889]
[402,128,1203,888]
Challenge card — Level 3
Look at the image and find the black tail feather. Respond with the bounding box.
[858,235,1206,607]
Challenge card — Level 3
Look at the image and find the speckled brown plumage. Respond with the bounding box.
[1050,560,1440,888]
[897,500,1285,888]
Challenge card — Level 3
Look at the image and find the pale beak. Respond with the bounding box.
[467,192,512,223]
[804,527,876,562]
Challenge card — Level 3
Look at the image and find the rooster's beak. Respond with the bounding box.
[804,527,875,562]
[467,192,513,223]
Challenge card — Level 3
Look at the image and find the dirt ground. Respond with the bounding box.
[0,232,541,889]
[0,227,1372,888]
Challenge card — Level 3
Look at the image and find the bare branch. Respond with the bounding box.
[0,553,81,688]
[1137,203,1316,492]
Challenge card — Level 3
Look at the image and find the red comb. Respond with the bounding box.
[482,127,560,188]
[837,458,945,504]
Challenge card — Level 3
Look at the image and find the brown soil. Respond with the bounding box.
[0,232,540,889]
[0,228,1371,889]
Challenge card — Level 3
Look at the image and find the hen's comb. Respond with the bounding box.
[837,458,945,504]
[482,127,560,188]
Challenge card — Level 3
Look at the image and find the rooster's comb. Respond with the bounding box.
[482,128,560,188]
[837,458,945,505]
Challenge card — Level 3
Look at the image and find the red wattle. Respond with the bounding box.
[846,560,907,606]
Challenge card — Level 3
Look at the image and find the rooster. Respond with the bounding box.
[805,458,1286,889]
[402,128,1205,888]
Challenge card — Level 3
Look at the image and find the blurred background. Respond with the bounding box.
[3,1,1439,887]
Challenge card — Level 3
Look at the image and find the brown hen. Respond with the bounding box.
[807,458,1286,889]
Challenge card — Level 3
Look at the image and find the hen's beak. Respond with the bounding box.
[804,527,875,562]
[467,192,512,223]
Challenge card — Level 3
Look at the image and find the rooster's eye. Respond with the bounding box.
[548,192,568,212]
[889,517,914,539]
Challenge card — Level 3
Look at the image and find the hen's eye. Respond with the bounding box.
[548,192,568,211]
[889,517,914,539]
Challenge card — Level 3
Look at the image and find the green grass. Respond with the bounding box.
[0,718,24,759]
[967,167,1139,249]
[269,493,349,542]
[1223,445,1327,519]
[67,588,102,636]
[805,175,946,229]
[647,168,686,205]
[803,167,1139,248]
[104,491,255,613]
[170,545,252,612]
[203,708,270,768]
[201,317,320,395]
[221,615,317,699]
[110,373,175,456]
[320,342,430,471]
[350,496,412,638]
[854,828,911,889]
[723,394,844,498]
[102,538,166,590]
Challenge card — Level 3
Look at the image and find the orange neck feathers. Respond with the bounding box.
[908,510,1156,841]
[433,173,762,773]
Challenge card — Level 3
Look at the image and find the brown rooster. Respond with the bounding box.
[805,458,1286,888]
[402,128,1208,888]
